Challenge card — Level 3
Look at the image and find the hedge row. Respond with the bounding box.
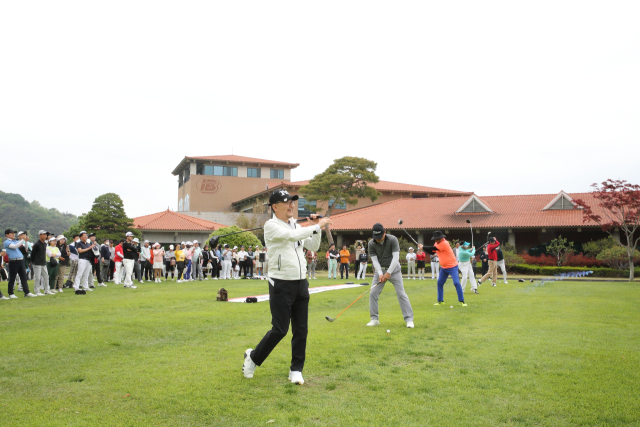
[510,264,640,278]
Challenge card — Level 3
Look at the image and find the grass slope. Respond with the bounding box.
[1,277,638,426]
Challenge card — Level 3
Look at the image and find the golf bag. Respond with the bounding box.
[216,288,228,301]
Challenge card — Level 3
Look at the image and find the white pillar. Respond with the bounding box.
[418,232,424,245]
[508,229,515,247]
[336,234,343,248]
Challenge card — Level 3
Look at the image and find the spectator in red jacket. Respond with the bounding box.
[479,237,500,287]
[114,240,124,285]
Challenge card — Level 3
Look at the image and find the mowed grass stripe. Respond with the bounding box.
[1,278,638,426]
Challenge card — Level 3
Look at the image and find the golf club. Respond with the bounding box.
[326,283,380,322]
[397,219,419,246]
[466,219,474,247]
[209,227,263,248]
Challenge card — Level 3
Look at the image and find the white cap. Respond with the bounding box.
[57,235,65,241]
[79,230,87,235]
[154,242,160,247]
[39,230,48,235]
[133,238,140,243]
[193,240,198,243]
[48,237,56,242]
[409,247,414,251]
[144,240,149,243]
[17,231,25,236]
[186,241,193,245]
[181,241,185,245]
[233,246,238,249]
[169,245,174,249]
[125,232,134,237]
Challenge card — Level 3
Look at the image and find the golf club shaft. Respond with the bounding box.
[469,222,474,247]
[332,284,379,320]
[400,227,419,246]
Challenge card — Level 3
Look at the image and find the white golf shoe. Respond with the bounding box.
[289,371,304,385]
[0,296,9,300]
[366,319,380,326]
[242,349,257,378]
[406,321,414,328]
[25,293,37,297]
[45,291,56,295]
[9,294,18,299]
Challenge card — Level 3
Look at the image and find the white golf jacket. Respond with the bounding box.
[264,217,322,281]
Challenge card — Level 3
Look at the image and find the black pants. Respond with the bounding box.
[142,260,153,280]
[251,278,310,372]
[244,261,253,278]
[340,263,349,279]
[109,260,115,280]
[8,259,31,296]
[176,261,185,280]
[481,262,488,277]
[92,260,102,284]
[1,267,7,281]
[209,260,219,278]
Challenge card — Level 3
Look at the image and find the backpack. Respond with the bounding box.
[216,288,228,301]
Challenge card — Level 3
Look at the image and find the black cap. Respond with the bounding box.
[372,223,385,239]
[268,189,299,206]
[88,233,96,237]
[5,228,16,235]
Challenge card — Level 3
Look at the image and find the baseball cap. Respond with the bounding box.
[186,241,192,246]
[409,247,414,251]
[5,228,16,235]
[58,235,66,241]
[125,232,134,237]
[88,233,96,237]
[462,241,470,247]
[170,245,174,249]
[233,246,238,249]
[268,189,299,206]
[39,230,48,235]
[17,231,25,236]
[372,223,385,239]
[193,240,198,244]
[133,238,140,243]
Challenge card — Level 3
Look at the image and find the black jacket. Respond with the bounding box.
[123,242,137,260]
[100,245,111,261]
[31,240,47,266]
[358,253,368,263]
[58,243,70,266]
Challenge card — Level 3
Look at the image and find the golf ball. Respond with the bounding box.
[450,306,453,308]
[387,330,390,333]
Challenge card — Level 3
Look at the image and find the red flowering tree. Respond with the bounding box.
[573,180,640,281]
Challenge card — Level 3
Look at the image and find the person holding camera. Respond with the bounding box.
[242,189,331,385]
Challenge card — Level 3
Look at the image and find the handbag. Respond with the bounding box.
[170,259,176,266]
[49,258,58,267]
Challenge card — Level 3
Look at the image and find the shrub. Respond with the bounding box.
[563,252,605,267]
[596,246,640,270]
[582,236,617,258]
[520,253,558,266]
[503,251,524,271]
[511,264,640,278]
[546,235,575,266]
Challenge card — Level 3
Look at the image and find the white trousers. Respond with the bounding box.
[407,260,416,278]
[33,265,50,293]
[357,263,367,279]
[123,259,134,286]
[222,260,232,279]
[430,262,440,279]
[496,259,507,282]
[74,259,92,290]
[114,261,123,284]
[459,260,477,291]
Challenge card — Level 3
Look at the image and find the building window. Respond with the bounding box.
[212,166,237,176]
[242,207,254,213]
[547,196,574,210]
[270,169,284,179]
[460,199,489,213]
[329,199,346,209]
[247,168,261,178]
[297,198,317,218]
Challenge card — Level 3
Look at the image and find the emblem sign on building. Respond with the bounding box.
[197,177,221,194]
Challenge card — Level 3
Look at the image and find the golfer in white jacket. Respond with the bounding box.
[243,189,332,385]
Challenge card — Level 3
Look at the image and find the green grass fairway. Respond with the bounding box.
[1,277,639,426]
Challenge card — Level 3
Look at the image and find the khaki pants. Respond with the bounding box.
[56,265,68,289]
[481,260,497,284]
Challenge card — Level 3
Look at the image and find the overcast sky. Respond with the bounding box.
[1,1,639,219]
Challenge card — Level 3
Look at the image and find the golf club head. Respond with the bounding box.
[466,219,471,223]
[325,316,335,322]
[487,231,492,235]
[209,236,220,248]
[398,219,403,225]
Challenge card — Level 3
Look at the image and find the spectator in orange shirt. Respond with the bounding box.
[419,230,466,307]
[339,245,350,280]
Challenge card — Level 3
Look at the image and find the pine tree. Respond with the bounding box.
[69,193,140,242]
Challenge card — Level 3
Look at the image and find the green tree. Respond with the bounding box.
[0,190,78,236]
[596,246,640,270]
[546,235,575,266]
[235,213,264,244]
[64,193,140,242]
[582,236,617,258]
[208,226,262,249]
[299,156,381,218]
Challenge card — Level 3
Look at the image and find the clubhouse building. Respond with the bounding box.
[132,154,614,251]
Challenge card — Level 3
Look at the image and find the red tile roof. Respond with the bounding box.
[234,180,471,205]
[134,209,228,231]
[172,155,299,174]
[327,193,604,231]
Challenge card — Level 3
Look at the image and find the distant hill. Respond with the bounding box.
[0,191,78,237]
